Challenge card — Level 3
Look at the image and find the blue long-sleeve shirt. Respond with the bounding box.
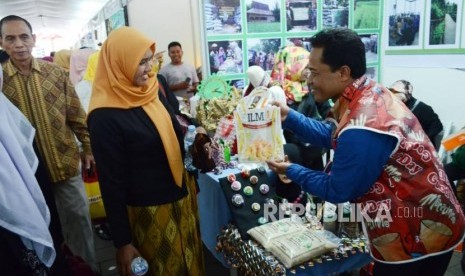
[283,109,398,203]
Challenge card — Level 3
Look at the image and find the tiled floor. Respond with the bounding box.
[93,227,464,276]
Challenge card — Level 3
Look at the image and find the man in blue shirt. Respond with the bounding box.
[267,28,464,275]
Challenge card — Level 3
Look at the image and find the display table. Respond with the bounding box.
[197,168,373,274]
[197,168,238,267]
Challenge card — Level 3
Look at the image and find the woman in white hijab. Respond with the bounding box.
[0,65,56,274]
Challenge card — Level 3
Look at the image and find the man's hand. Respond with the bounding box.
[81,154,96,171]
[266,155,291,176]
[177,81,190,90]
[271,100,290,121]
[116,244,140,276]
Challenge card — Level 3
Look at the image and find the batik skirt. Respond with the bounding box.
[127,170,205,276]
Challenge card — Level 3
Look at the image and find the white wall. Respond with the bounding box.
[127,0,202,68]
[382,66,465,132]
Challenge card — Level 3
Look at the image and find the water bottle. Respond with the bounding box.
[131,256,148,276]
[184,125,196,171]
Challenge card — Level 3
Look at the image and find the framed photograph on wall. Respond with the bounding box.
[425,0,462,49]
[385,0,424,49]
[208,40,244,75]
[285,37,312,52]
[354,0,381,29]
[359,34,379,63]
[246,0,281,33]
[205,0,242,35]
[286,0,318,32]
[105,6,129,35]
[322,0,349,29]
[247,38,281,71]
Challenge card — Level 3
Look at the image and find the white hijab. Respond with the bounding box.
[0,66,56,267]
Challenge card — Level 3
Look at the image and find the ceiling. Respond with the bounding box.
[0,0,109,40]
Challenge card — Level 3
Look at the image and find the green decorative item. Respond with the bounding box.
[197,74,231,100]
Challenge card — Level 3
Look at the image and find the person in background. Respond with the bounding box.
[87,26,204,276]
[266,28,464,275]
[0,15,97,272]
[389,79,443,149]
[159,41,199,99]
[83,50,100,83]
[41,50,55,63]
[53,49,72,73]
[41,55,53,62]
[70,49,96,113]
[69,47,96,86]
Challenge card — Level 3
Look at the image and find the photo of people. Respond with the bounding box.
[286,0,318,32]
[354,0,380,29]
[322,0,349,28]
[365,66,378,80]
[105,7,128,35]
[359,34,378,63]
[386,0,423,47]
[247,38,281,71]
[230,79,246,89]
[208,40,243,75]
[286,37,312,52]
[205,0,242,35]
[246,0,281,33]
[426,0,461,47]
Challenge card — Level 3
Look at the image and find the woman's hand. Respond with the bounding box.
[116,243,141,276]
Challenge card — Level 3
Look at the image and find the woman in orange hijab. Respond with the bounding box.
[87,27,204,276]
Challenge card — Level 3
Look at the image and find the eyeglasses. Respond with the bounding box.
[139,56,154,67]
[301,68,311,79]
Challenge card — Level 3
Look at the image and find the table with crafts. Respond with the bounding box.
[197,168,373,275]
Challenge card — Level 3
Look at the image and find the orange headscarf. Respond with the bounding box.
[88,27,183,187]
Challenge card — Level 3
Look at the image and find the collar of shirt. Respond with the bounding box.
[3,58,42,77]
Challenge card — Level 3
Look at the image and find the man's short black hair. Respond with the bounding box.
[310,28,366,79]
[168,41,182,50]
[0,15,33,37]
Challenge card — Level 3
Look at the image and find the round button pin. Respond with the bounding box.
[232,194,244,207]
[251,202,261,212]
[227,173,236,183]
[243,186,253,196]
[241,169,250,178]
[249,175,258,185]
[259,184,269,194]
[258,217,268,225]
[230,181,242,191]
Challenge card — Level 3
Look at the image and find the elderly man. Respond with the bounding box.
[0,15,97,271]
